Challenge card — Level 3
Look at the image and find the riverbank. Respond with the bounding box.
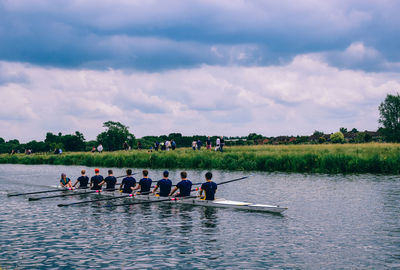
[1,143,399,174]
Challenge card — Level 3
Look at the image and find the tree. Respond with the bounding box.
[313,130,324,138]
[96,121,135,151]
[339,127,348,133]
[350,128,359,133]
[379,93,400,142]
[330,132,344,143]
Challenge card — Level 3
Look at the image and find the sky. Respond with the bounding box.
[1,0,400,142]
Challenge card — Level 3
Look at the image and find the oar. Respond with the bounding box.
[102,195,198,208]
[28,188,118,201]
[190,175,253,186]
[56,190,157,207]
[9,174,134,197]
[8,188,71,197]
[216,175,253,186]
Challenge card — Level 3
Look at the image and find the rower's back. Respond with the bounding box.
[121,169,136,194]
[104,169,117,190]
[77,170,89,189]
[156,170,172,197]
[91,169,103,190]
[139,170,152,193]
[176,172,192,197]
[201,172,217,200]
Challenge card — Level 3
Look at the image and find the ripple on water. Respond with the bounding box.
[1,165,400,269]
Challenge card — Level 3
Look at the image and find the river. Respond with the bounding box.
[0,164,399,269]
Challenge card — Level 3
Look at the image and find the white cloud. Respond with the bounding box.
[0,57,399,142]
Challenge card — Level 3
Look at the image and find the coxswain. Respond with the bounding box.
[200,172,217,200]
[132,170,152,194]
[152,170,172,197]
[90,168,104,190]
[120,169,136,194]
[73,170,89,189]
[169,171,192,197]
[60,173,73,188]
[99,169,117,191]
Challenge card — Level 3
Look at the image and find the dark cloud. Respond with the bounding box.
[0,1,399,71]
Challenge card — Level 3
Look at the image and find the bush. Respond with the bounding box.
[330,132,344,144]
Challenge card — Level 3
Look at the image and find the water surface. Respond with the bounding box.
[0,164,399,269]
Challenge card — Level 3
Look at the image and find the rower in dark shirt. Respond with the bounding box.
[60,173,72,188]
[99,169,117,190]
[152,170,172,197]
[132,170,152,194]
[73,170,89,189]
[170,171,192,197]
[200,171,217,200]
[90,168,104,190]
[120,169,136,194]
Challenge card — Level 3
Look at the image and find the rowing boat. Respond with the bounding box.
[125,194,287,214]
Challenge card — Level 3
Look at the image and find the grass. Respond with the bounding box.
[1,143,400,174]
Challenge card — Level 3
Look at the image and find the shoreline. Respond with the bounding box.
[1,143,399,174]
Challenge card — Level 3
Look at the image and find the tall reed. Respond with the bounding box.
[1,143,399,174]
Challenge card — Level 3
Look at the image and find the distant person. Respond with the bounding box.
[90,168,104,190]
[99,169,117,190]
[165,140,170,151]
[10,149,15,155]
[91,147,96,153]
[123,141,129,151]
[192,141,197,150]
[73,169,89,189]
[160,142,166,151]
[60,173,73,188]
[120,169,136,194]
[54,148,59,155]
[215,137,220,151]
[153,170,172,197]
[132,170,152,194]
[197,139,202,150]
[154,141,159,151]
[206,136,211,150]
[97,144,103,153]
[59,148,63,154]
[220,136,225,152]
[171,140,176,150]
[137,141,142,150]
[200,172,217,201]
[169,171,192,197]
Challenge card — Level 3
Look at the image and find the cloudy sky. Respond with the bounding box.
[1,0,400,142]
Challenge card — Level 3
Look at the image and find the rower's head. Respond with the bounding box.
[94,168,100,174]
[108,169,113,175]
[180,171,187,180]
[126,169,132,176]
[81,170,86,175]
[205,172,212,181]
[61,173,66,179]
[143,170,148,177]
[163,170,169,178]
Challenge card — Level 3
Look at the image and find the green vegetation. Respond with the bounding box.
[330,132,344,143]
[379,93,400,142]
[1,143,400,174]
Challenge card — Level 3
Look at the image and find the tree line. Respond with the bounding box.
[1,93,399,154]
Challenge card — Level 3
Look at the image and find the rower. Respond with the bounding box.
[152,170,172,197]
[99,169,117,191]
[120,169,136,194]
[200,171,217,200]
[169,171,192,197]
[73,170,89,189]
[60,173,73,188]
[90,168,104,190]
[132,170,152,194]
